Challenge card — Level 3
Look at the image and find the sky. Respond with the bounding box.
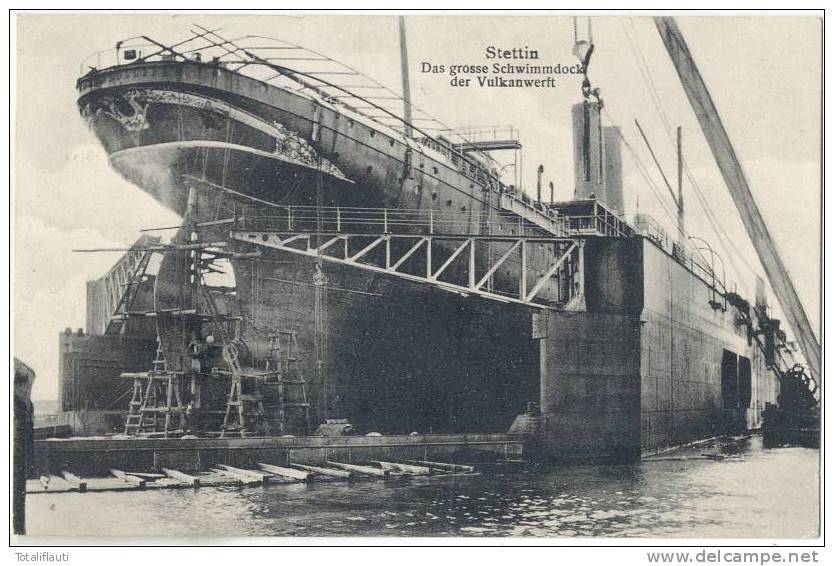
[13,13,822,401]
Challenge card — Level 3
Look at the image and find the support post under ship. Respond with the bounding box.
[31,18,819,481]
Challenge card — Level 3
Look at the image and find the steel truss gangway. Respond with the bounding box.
[200,201,632,310]
[229,229,586,310]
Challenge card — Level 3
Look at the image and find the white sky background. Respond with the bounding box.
[13,14,821,401]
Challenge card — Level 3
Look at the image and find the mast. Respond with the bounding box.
[654,17,820,384]
[398,16,413,138]
[635,119,685,240]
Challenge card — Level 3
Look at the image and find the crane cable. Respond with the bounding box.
[602,109,679,226]
[602,108,729,281]
[621,18,761,284]
[623,18,758,277]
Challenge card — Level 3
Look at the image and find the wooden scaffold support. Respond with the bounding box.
[122,338,186,438]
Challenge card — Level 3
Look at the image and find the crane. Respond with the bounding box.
[654,17,821,389]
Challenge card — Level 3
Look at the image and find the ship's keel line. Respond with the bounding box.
[229,230,585,309]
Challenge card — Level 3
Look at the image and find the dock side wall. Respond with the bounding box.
[639,242,776,453]
[58,332,156,418]
[534,237,777,462]
[535,237,643,463]
[537,311,642,462]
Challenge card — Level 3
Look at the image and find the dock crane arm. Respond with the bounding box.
[653,17,821,385]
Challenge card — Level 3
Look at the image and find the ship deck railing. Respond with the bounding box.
[497,193,571,236]
[628,213,737,303]
[629,213,671,249]
[236,204,559,238]
[445,126,522,153]
[562,214,634,238]
[443,126,519,145]
[412,135,503,190]
[233,203,632,241]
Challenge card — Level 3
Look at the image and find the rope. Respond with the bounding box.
[621,18,760,285]
[602,108,722,281]
[602,109,678,225]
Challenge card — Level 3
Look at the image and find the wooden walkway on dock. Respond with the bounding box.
[26,459,485,495]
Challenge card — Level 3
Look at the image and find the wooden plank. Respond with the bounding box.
[83,478,141,492]
[194,472,247,487]
[61,471,87,492]
[27,476,73,494]
[124,471,165,480]
[48,475,74,490]
[290,463,353,479]
[26,479,51,494]
[257,463,313,482]
[210,467,261,486]
[216,464,271,483]
[142,477,184,489]
[162,468,201,488]
[327,461,389,478]
[404,460,475,473]
[110,469,146,488]
[371,461,432,475]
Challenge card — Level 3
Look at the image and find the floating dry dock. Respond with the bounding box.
[47,19,819,485]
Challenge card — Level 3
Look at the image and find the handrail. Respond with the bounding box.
[235,204,553,236]
[629,213,739,297]
[226,202,633,241]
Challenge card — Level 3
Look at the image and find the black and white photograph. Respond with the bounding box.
[9,8,824,552]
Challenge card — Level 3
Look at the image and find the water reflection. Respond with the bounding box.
[27,436,818,538]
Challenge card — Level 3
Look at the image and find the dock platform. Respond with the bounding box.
[31,433,522,486]
[27,433,517,495]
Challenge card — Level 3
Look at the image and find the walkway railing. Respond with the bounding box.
[236,204,573,238]
[233,200,634,241]
[629,213,736,305]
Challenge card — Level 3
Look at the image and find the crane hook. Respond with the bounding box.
[573,17,601,101]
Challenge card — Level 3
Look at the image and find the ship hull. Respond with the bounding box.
[78,65,563,296]
[77,63,554,433]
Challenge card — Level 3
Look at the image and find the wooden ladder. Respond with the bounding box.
[123,376,145,435]
[222,374,268,437]
[280,330,311,433]
[126,340,185,438]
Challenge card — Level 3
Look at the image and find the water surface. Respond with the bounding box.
[27,436,819,538]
